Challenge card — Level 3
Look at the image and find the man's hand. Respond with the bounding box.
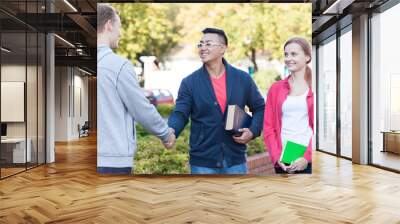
[232,128,254,144]
[163,128,176,149]
[287,157,308,172]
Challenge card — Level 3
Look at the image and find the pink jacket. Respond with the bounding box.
[263,76,314,166]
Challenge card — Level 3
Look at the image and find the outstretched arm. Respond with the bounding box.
[168,79,192,138]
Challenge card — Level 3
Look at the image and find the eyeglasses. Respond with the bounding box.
[197,42,224,49]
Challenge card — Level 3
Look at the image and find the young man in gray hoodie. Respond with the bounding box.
[97,3,175,174]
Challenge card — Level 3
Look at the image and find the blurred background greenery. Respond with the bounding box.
[112,2,311,101]
[112,3,311,68]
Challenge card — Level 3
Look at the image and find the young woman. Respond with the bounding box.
[263,37,313,174]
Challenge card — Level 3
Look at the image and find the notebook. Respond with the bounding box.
[280,140,307,165]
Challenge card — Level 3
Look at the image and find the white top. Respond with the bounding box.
[281,89,312,146]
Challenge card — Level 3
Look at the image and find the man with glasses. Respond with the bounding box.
[168,28,265,174]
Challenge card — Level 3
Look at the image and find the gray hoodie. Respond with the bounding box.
[97,45,170,168]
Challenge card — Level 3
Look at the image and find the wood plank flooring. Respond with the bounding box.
[1,167,26,177]
[0,135,400,223]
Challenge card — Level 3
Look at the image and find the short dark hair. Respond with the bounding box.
[97,3,118,33]
[202,28,228,46]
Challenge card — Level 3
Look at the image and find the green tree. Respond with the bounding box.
[113,3,310,67]
[112,3,181,64]
[175,3,311,69]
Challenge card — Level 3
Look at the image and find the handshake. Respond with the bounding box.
[162,128,176,149]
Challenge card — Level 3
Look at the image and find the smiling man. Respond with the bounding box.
[168,28,265,174]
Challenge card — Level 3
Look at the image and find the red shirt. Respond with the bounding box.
[210,71,227,114]
[263,75,314,166]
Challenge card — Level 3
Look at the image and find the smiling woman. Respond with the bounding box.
[263,37,314,174]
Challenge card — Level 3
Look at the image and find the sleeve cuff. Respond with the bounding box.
[249,126,261,139]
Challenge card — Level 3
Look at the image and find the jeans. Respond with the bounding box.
[274,163,312,174]
[190,160,247,174]
[97,167,132,174]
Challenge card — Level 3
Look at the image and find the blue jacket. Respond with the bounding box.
[168,59,265,168]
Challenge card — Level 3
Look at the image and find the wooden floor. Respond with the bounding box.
[1,164,46,178]
[1,167,26,178]
[1,135,400,223]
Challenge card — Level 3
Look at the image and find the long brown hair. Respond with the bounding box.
[284,37,312,87]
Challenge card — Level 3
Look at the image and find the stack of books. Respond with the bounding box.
[225,105,251,137]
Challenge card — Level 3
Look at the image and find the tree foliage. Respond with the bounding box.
[112,3,181,63]
[175,3,311,66]
[113,3,311,68]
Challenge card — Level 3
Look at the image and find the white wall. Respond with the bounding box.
[75,73,89,122]
[55,66,68,141]
[1,65,26,131]
[54,67,89,141]
[46,32,55,163]
[1,63,45,165]
[72,72,89,138]
[1,65,28,138]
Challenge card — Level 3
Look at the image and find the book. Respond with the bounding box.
[225,105,252,136]
[280,140,307,165]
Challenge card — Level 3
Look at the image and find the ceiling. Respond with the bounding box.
[312,0,390,44]
[2,0,395,73]
[0,0,96,75]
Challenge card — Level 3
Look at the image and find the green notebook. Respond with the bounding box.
[280,140,307,165]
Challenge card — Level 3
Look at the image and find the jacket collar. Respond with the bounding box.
[283,74,313,98]
[201,58,231,75]
[97,44,109,48]
[97,45,113,63]
[201,58,233,115]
